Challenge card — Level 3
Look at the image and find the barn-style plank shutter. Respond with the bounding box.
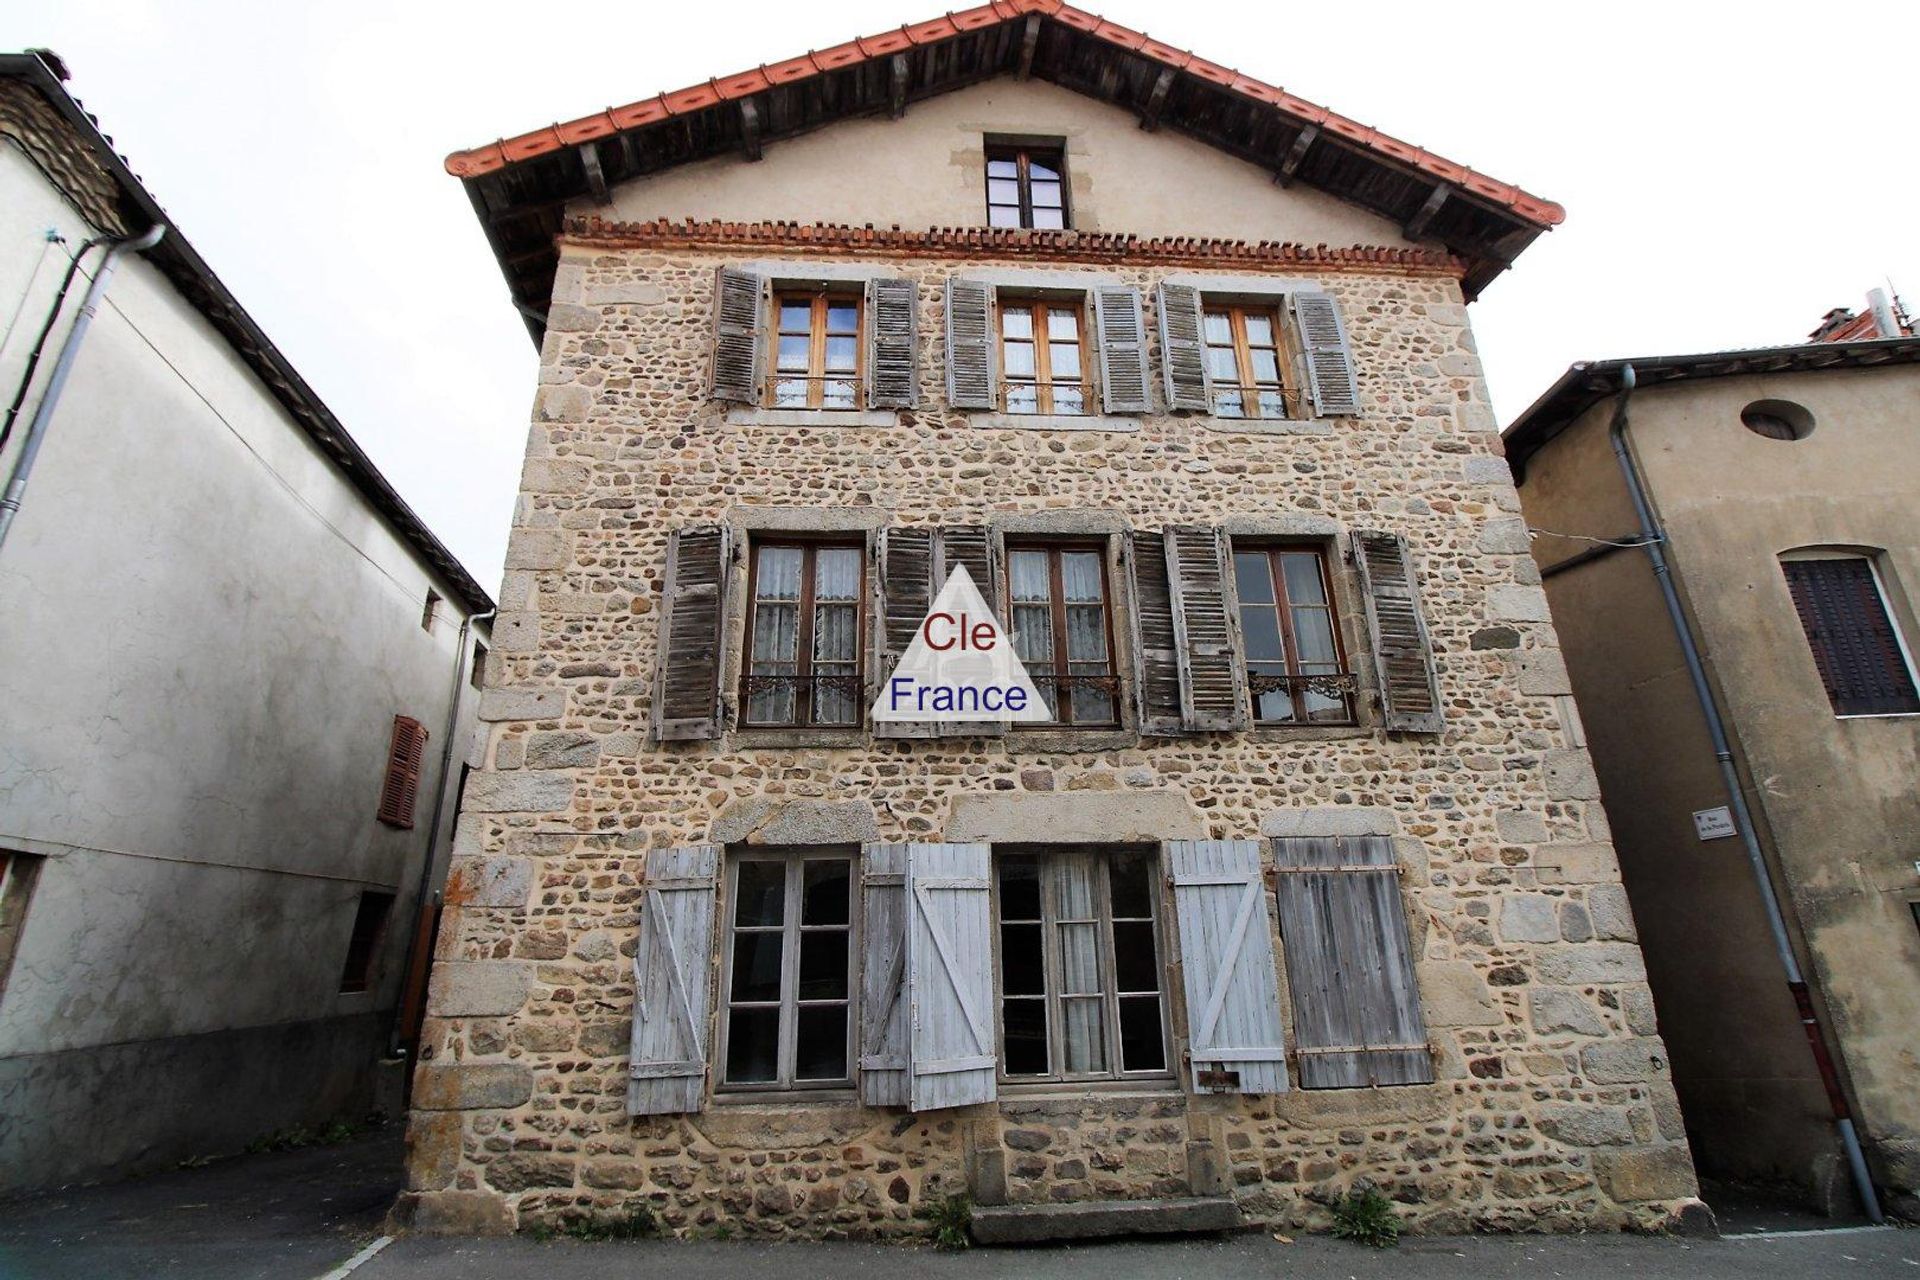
[1155,282,1210,412]
[905,842,996,1110]
[874,527,936,740]
[376,715,430,828]
[865,277,919,409]
[944,278,996,410]
[1125,531,1186,736]
[1291,291,1359,416]
[1164,525,1249,731]
[858,844,910,1106]
[1271,835,1432,1089]
[627,844,720,1115]
[1352,530,1443,734]
[651,525,732,741]
[710,267,767,403]
[1166,840,1290,1095]
[1093,285,1151,414]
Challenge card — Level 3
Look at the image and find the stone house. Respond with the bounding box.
[0,52,492,1190]
[411,2,1703,1240]
[1507,311,1920,1219]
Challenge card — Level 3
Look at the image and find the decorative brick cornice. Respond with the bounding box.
[562,217,1467,276]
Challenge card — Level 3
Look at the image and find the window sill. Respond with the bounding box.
[1198,416,1333,437]
[1834,711,1920,720]
[733,727,868,749]
[1004,728,1137,753]
[1245,723,1371,742]
[972,412,1141,433]
[998,1079,1182,1099]
[710,1087,859,1106]
[725,406,902,428]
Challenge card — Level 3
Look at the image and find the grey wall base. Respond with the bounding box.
[970,1196,1245,1245]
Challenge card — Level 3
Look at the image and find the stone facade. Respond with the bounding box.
[402,227,1702,1240]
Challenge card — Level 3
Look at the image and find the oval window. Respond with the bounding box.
[1741,398,1815,441]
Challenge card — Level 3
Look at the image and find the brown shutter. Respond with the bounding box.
[932,526,1004,738]
[1271,835,1432,1089]
[377,715,430,829]
[1126,531,1186,736]
[1154,282,1210,412]
[1291,291,1360,416]
[865,277,919,409]
[874,527,936,740]
[1353,530,1443,734]
[710,266,766,403]
[651,525,732,741]
[1165,525,1249,731]
[1093,285,1150,414]
[944,278,996,410]
[1783,558,1920,715]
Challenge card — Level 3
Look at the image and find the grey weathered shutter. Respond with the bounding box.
[711,266,767,403]
[650,525,732,741]
[1126,531,1186,736]
[1291,290,1359,416]
[944,278,996,410]
[1271,835,1432,1088]
[866,277,919,409]
[1093,284,1151,414]
[1164,525,1249,731]
[931,527,1004,738]
[905,842,996,1110]
[859,844,910,1106]
[1352,530,1443,734]
[1155,282,1210,412]
[874,527,936,740]
[1167,840,1290,1095]
[627,844,719,1115]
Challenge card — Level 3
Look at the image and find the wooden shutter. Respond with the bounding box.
[931,526,1006,738]
[1155,282,1210,412]
[1164,525,1249,731]
[858,844,910,1106]
[1126,531,1186,736]
[651,525,732,741]
[1093,284,1151,414]
[376,715,430,828]
[1291,291,1360,416]
[1783,558,1920,715]
[1167,840,1290,1095]
[944,278,996,410]
[710,266,767,403]
[905,842,996,1111]
[874,527,936,740]
[865,276,919,409]
[1352,530,1443,734]
[627,844,719,1115]
[1271,836,1431,1089]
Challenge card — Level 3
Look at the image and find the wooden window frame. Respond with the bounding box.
[1782,553,1920,718]
[717,849,860,1092]
[997,297,1089,415]
[769,290,864,410]
[1203,303,1298,420]
[740,538,868,729]
[984,144,1070,230]
[1234,543,1357,726]
[1004,541,1120,727]
[990,846,1173,1086]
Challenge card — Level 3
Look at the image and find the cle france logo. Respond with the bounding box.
[870,565,1051,724]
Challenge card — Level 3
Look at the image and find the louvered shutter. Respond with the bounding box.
[627,844,719,1115]
[710,267,767,403]
[1292,291,1360,417]
[865,277,919,409]
[1167,840,1290,1095]
[1093,285,1151,414]
[1155,282,1210,412]
[650,525,732,742]
[931,526,1006,739]
[944,278,996,410]
[1126,531,1186,736]
[1164,525,1249,731]
[1271,836,1432,1089]
[1783,558,1920,716]
[874,527,936,740]
[905,842,996,1110]
[858,844,910,1106]
[376,715,430,828]
[1353,530,1443,734]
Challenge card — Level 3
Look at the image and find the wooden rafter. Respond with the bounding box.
[739,98,762,162]
[889,53,909,119]
[1275,122,1318,187]
[1140,67,1175,132]
[1404,182,1451,241]
[579,143,610,205]
[1015,14,1041,80]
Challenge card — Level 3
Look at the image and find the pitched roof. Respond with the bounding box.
[449,1,1563,342]
[1,51,493,615]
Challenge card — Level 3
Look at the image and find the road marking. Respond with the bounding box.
[313,1235,393,1278]
[1726,1224,1895,1241]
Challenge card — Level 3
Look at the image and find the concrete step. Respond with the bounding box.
[970,1195,1245,1245]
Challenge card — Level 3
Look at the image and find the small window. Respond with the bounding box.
[469,642,487,691]
[339,890,394,994]
[742,540,866,727]
[421,590,441,632]
[1005,543,1118,725]
[771,291,862,409]
[1204,304,1296,419]
[1232,545,1356,724]
[996,847,1169,1081]
[0,852,45,1002]
[721,851,855,1089]
[1741,398,1815,441]
[1782,556,1920,716]
[377,715,430,828]
[999,298,1086,415]
[985,145,1068,229]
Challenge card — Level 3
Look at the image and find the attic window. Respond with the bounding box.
[985,144,1069,230]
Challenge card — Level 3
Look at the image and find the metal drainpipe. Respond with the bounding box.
[0,223,167,554]
[1607,364,1884,1223]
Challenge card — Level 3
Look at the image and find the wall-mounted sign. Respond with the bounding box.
[1693,806,1736,841]
[871,566,1050,725]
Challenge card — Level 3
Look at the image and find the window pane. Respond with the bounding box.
[755,546,803,600]
[1060,552,1103,603]
[1257,390,1287,419]
[1292,608,1339,665]
[1052,386,1084,416]
[801,859,851,925]
[1001,307,1033,339]
[988,204,1022,228]
[1002,341,1035,377]
[1108,851,1155,920]
[798,930,849,1000]
[1006,384,1039,415]
[1214,390,1244,418]
[1060,997,1107,1073]
[1003,998,1048,1075]
[730,931,784,1002]
[726,1008,779,1083]
[778,303,810,332]
[776,334,810,372]
[751,601,799,663]
[1240,604,1285,663]
[1000,922,1044,995]
[821,379,856,409]
[795,1006,847,1080]
[814,547,860,601]
[1010,550,1052,602]
[1050,853,1097,919]
[1206,346,1239,381]
[1202,311,1232,344]
[1119,996,1165,1072]
[813,603,857,668]
[1065,604,1107,663]
[1031,207,1064,230]
[1029,180,1063,209]
[734,863,785,926]
[1243,313,1275,345]
[1250,349,1280,384]
[1234,552,1274,603]
[1058,922,1101,994]
[1252,672,1296,723]
[999,855,1042,921]
[987,156,1018,178]
[1048,341,1081,380]
[773,379,808,408]
[987,177,1021,205]
[1112,921,1159,991]
[826,303,858,334]
[1028,158,1060,181]
[1280,552,1328,606]
[824,336,857,371]
[1045,309,1078,341]
[747,674,794,725]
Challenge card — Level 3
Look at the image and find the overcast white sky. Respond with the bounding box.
[12,1,1918,590]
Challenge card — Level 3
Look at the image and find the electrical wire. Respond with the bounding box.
[1526,526,1662,549]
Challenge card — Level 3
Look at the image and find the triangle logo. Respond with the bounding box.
[871,565,1052,724]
